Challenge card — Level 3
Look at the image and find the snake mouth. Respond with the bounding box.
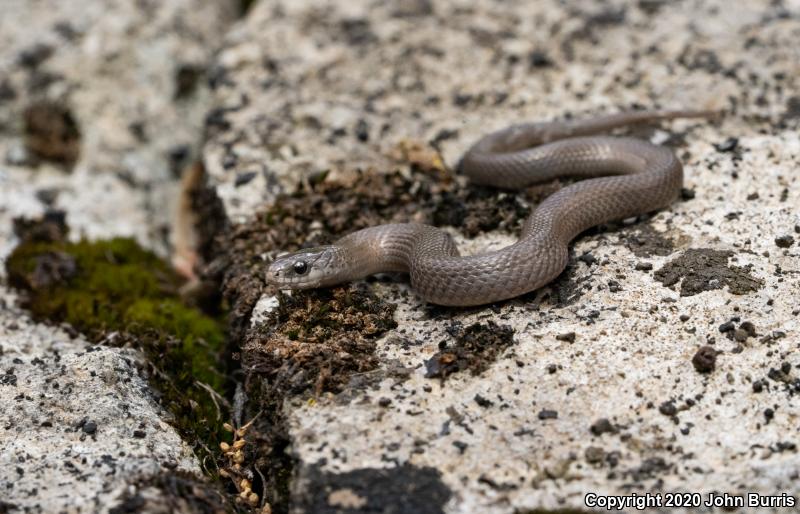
[266,268,325,290]
[273,279,323,290]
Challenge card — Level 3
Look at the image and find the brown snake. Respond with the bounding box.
[266,110,714,306]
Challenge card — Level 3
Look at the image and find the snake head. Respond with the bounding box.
[266,246,341,289]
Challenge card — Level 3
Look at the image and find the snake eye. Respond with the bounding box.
[293,261,308,275]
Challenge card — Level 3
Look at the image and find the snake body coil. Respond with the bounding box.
[267,110,712,306]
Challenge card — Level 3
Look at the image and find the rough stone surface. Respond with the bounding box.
[211,0,800,513]
[208,0,800,512]
[0,0,238,511]
[0,0,237,256]
[0,295,199,513]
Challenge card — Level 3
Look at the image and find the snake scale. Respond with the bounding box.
[266,110,714,306]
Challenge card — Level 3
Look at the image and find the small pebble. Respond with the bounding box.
[5,143,31,166]
[590,418,616,436]
[354,119,369,142]
[714,137,738,152]
[775,235,794,248]
[234,171,257,187]
[556,332,576,343]
[528,50,553,68]
[658,401,677,416]
[733,328,749,342]
[692,346,717,373]
[538,409,558,420]
[474,394,493,408]
[739,321,757,337]
[585,446,605,463]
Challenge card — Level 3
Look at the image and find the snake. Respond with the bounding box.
[266,110,714,306]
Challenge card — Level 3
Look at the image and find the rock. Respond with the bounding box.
[0,0,238,511]
[692,346,717,373]
[659,401,678,417]
[555,332,577,343]
[205,0,800,512]
[589,418,618,436]
[538,409,558,420]
[713,137,738,152]
[0,0,238,256]
[0,297,199,512]
[585,446,605,464]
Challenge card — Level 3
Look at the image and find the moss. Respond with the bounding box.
[245,285,396,396]
[6,236,228,456]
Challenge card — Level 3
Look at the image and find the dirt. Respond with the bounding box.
[244,286,397,396]
[692,345,718,373]
[424,321,516,379]
[622,223,680,258]
[23,101,81,166]
[653,248,763,296]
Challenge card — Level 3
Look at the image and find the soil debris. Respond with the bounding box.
[692,346,718,373]
[424,321,515,379]
[23,101,81,166]
[245,286,397,396]
[653,248,762,296]
[775,235,794,248]
[623,224,678,258]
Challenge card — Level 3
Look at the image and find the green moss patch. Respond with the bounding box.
[6,235,228,457]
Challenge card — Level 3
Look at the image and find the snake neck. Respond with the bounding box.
[334,224,458,280]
